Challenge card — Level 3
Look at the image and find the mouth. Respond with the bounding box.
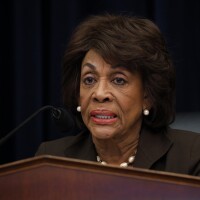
[90,110,117,124]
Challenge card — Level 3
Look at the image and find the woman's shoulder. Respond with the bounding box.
[167,127,200,148]
[35,130,90,156]
[167,127,200,138]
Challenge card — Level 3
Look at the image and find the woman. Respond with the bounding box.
[36,14,200,176]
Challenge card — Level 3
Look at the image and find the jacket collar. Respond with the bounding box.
[133,127,173,169]
[63,127,173,168]
[64,131,97,161]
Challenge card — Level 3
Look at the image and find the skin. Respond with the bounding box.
[79,49,149,165]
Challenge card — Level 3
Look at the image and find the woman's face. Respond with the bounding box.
[80,49,147,140]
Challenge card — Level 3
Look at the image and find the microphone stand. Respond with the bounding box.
[0,105,59,146]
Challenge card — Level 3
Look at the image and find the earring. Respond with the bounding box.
[77,106,81,112]
[143,109,149,116]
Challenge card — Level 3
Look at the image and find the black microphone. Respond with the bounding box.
[0,105,75,146]
[52,107,76,131]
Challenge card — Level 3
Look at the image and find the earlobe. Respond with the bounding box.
[143,95,152,114]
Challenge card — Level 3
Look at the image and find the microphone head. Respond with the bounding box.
[52,107,76,131]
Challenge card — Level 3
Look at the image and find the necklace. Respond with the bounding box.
[96,151,137,168]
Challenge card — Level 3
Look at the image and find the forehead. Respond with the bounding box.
[81,49,133,73]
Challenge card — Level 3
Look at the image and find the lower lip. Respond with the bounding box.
[91,116,117,125]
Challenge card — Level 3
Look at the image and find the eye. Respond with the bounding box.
[83,76,96,85]
[112,77,127,85]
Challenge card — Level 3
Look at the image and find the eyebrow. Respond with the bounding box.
[82,63,96,70]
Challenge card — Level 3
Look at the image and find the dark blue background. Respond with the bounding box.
[0,0,200,164]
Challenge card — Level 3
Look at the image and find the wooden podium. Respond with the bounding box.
[0,155,200,200]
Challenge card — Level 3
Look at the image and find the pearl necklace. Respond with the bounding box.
[97,151,137,168]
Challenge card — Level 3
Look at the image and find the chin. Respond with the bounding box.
[90,126,117,140]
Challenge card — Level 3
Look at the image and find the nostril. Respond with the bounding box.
[103,97,110,102]
[94,97,110,103]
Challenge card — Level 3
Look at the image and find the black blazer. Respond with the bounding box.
[36,127,200,176]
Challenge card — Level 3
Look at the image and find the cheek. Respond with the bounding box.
[80,84,95,106]
[118,90,144,114]
[79,91,90,107]
[80,86,87,104]
[79,92,91,121]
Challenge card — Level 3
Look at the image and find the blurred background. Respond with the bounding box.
[0,0,200,164]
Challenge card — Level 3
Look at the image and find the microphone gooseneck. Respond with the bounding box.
[0,105,75,146]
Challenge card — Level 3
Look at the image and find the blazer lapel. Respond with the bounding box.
[64,131,97,162]
[133,127,173,169]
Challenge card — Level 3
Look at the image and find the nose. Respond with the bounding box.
[92,80,113,103]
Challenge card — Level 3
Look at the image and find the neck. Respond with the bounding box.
[93,131,140,165]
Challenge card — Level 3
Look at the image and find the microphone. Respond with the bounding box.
[0,105,75,146]
[52,107,76,131]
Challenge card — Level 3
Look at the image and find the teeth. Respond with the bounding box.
[95,115,114,119]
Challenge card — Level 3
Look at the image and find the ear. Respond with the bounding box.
[77,95,81,106]
[143,92,152,110]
